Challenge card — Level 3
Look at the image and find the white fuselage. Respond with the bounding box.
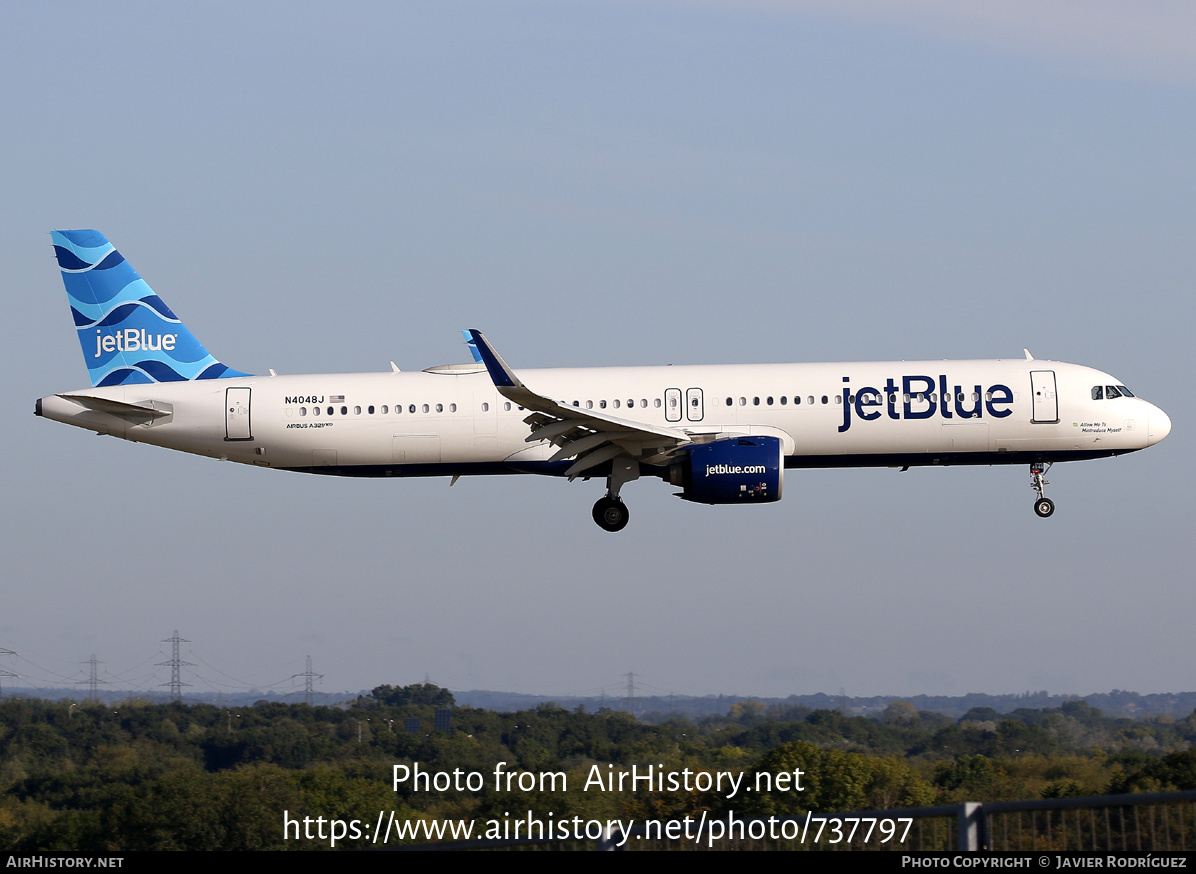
[36,357,1170,478]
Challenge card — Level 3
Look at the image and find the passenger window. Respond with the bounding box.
[313,406,320,416]
[421,404,429,413]
[586,400,593,409]
[726,397,733,406]
[340,406,348,415]
[450,403,457,412]
[834,395,842,405]
[504,402,512,411]
[409,405,416,414]
[807,396,814,405]
[820,396,828,405]
[640,399,647,408]
[435,403,443,412]
[794,396,801,405]
[355,406,362,415]
[600,400,607,409]
[299,407,307,417]
[327,406,334,415]
[654,398,661,408]
[613,400,620,408]
[739,397,746,406]
[481,402,489,412]
[780,396,787,405]
[767,396,774,405]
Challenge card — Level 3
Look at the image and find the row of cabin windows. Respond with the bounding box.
[296,401,518,417]
[293,390,1002,419]
[566,392,992,410]
[723,392,990,407]
[571,398,658,410]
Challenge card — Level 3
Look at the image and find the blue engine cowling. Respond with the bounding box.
[671,436,783,504]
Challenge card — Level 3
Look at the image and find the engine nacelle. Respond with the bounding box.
[670,436,783,504]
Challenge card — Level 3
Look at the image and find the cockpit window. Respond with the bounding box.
[1105,385,1122,400]
[1092,386,1103,400]
[1118,385,1135,397]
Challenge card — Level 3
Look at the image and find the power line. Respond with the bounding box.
[157,631,194,702]
[81,654,108,702]
[0,648,17,700]
[292,655,323,706]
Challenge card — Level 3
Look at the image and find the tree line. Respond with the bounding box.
[1,686,1193,850]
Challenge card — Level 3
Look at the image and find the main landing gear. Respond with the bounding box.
[592,496,629,532]
[592,457,639,532]
[1030,462,1054,518]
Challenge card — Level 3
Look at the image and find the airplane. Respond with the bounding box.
[36,229,1171,532]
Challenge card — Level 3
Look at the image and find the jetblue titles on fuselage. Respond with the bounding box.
[837,374,1013,432]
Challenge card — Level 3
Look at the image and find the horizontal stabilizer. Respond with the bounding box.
[59,393,172,421]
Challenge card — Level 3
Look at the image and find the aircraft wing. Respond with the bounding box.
[467,330,692,477]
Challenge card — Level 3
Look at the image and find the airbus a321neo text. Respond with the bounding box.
[36,230,1171,531]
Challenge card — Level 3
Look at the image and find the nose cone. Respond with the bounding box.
[1148,406,1172,445]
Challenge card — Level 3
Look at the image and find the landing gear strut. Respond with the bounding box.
[1030,462,1054,518]
[592,457,639,532]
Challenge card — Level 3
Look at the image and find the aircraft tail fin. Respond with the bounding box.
[51,229,249,387]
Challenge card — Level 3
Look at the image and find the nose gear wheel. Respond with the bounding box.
[1030,462,1054,518]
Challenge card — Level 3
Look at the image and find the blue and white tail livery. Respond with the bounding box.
[37,230,1172,531]
[51,229,247,387]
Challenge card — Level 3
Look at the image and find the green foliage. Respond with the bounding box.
[0,693,1191,851]
[741,741,934,816]
[369,684,455,709]
[1109,748,1196,793]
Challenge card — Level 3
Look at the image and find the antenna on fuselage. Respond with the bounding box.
[1024,349,1034,360]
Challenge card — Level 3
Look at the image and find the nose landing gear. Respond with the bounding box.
[1031,462,1054,518]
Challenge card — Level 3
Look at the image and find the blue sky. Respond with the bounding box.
[2,1,1192,701]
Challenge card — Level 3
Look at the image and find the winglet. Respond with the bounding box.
[462,330,484,365]
[467,330,521,389]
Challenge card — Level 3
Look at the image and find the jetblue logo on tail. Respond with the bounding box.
[52,230,249,387]
[94,329,178,357]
